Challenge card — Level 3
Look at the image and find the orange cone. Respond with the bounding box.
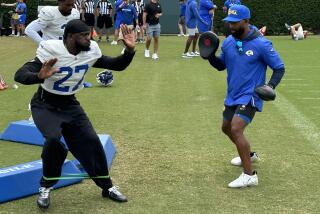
[91,29,98,38]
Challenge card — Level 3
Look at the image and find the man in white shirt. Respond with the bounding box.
[15,20,136,209]
[25,0,80,44]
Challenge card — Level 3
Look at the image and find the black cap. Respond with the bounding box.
[63,19,90,40]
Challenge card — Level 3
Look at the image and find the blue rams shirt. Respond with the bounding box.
[198,0,214,32]
[116,3,137,25]
[186,0,206,28]
[179,2,186,17]
[224,0,241,10]
[16,2,27,15]
[218,27,284,112]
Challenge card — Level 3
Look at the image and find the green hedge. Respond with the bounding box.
[213,0,320,34]
[1,0,319,34]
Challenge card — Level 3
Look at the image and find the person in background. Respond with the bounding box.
[223,0,241,37]
[285,23,308,41]
[178,0,186,37]
[198,0,215,34]
[96,0,113,42]
[25,0,80,44]
[111,0,123,45]
[143,0,162,60]
[83,0,96,39]
[1,0,27,37]
[182,0,207,59]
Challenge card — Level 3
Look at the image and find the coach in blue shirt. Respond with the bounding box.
[223,0,241,13]
[207,5,285,188]
[183,0,207,58]
[198,0,215,33]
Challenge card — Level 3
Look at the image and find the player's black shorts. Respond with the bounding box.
[138,13,143,26]
[223,103,257,123]
[178,16,185,25]
[133,18,137,28]
[97,14,113,29]
[84,13,95,27]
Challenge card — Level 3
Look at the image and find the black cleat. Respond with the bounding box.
[102,186,128,202]
[37,187,52,209]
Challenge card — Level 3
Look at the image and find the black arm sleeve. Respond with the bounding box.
[92,49,135,71]
[267,67,285,89]
[208,55,226,71]
[14,57,44,85]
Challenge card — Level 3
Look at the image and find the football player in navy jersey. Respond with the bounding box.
[15,20,135,209]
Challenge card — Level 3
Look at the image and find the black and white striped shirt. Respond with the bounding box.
[84,0,95,14]
[74,0,83,11]
[97,0,113,15]
[133,1,144,15]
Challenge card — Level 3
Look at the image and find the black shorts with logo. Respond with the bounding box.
[223,103,257,123]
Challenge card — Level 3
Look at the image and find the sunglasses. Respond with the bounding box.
[236,41,243,54]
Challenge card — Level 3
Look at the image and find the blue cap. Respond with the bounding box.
[223,5,251,22]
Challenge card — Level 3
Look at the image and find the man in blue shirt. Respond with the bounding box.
[223,0,241,37]
[178,0,186,36]
[223,0,241,13]
[205,5,285,188]
[198,0,215,34]
[182,0,207,58]
[1,0,27,36]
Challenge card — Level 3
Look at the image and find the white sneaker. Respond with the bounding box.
[228,172,258,188]
[152,53,159,60]
[190,51,200,57]
[144,50,150,58]
[182,52,193,58]
[121,48,125,54]
[111,40,117,45]
[230,152,259,166]
[178,33,184,37]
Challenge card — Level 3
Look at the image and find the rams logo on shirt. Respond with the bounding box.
[245,50,254,56]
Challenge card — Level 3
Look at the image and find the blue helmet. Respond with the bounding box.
[96,70,113,86]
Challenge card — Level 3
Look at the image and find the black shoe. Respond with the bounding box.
[37,187,52,209]
[102,186,128,202]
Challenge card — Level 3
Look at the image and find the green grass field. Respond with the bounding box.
[0,35,320,213]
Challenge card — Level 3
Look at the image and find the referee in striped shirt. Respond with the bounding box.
[83,0,95,39]
[96,0,113,42]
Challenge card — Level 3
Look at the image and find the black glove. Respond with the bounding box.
[255,84,276,101]
[198,31,220,59]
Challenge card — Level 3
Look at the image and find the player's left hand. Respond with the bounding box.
[120,24,136,52]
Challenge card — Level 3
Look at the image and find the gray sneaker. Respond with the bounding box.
[285,23,291,31]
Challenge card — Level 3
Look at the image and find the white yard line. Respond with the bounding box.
[299,98,320,100]
[274,93,320,150]
[282,78,304,81]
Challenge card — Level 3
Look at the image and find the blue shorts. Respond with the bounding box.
[198,19,212,33]
[18,14,26,25]
[115,20,122,29]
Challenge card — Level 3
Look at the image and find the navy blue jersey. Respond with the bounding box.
[218,27,284,111]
